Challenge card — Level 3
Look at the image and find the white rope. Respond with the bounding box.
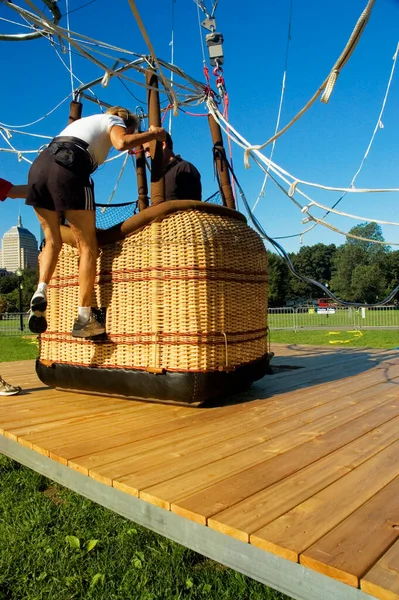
[302,200,399,227]
[196,2,206,64]
[209,99,399,195]
[104,151,128,163]
[297,40,399,240]
[0,126,52,139]
[254,156,399,247]
[0,130,33,164]
[349,41,399,184]
[252,0,293,213]
[101,152,130,212]
[65,0,74,95]
[4,2,207,108]
[243,0,376,168]
[0,148,38,153]
[169,0,176,135]
[208,100,399,246]
[0,92,71,128]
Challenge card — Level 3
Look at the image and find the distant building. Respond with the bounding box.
[1,215,39,272]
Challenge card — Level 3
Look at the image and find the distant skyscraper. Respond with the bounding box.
[1,215,39,272]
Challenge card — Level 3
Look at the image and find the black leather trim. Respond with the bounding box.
[35,355,270,405]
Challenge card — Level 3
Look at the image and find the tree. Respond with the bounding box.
[0,267,38,313]
[286,243,337,301]
[331,222,388,303]
[267,251,289,307]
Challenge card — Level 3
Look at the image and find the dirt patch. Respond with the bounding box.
[42,485,66,505]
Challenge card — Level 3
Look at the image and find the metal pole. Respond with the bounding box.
[67,100,82,125]
[18,276,24,332]
[135,147,149,211]
[146,68,165,205]
[208,114,235,209]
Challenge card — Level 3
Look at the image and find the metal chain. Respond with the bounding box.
[192,0,218,20]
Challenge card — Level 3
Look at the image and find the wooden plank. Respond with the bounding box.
[206,414,399,542]
[70,409,276,479]
[103,382,395,494]
[1,399,137,438]
[250,439,399,562]
[131,400,399,511]
[361,539,399,600]
[8,399,185,442]
[168,399,399,522]
[72,368,399,483]
[301,476,399,588]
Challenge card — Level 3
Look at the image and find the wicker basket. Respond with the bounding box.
[38,207,269,402]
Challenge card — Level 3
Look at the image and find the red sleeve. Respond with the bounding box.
[0,178,13,201]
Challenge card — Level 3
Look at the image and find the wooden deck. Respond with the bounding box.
[1,344,399,600]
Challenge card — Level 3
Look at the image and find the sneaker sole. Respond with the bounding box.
[31,297,47,312]
[28,311,48,334]
[71,328,106,339]
[0,388,21,396]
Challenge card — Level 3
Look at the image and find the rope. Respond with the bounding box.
[65,0,74,95]
[0,0,60,41]
[127,0,179,116]
[197,2,206,64]
[5,1,207,111]
[0,92,71,128]
[0,127,52,139]
[208,101,399,246]
[297,40,399,240]
[169,0,176,135]
[252,0,293,213]
[243,0,376,168]
[223,148,399,306]
[208,99,399,195]
[101,152,130,213]
[302,200,399,227]
[0,130,33,164]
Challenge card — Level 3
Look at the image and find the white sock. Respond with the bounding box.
[37,282,48,295]
[78,307,91,323]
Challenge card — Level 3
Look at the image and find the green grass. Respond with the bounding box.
[0,336,38,363]
[0,456,290,600]
[268,307,399,330]
[270,328,399,348]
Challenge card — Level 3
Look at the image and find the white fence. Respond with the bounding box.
[1,306,399,335]
[268,305,399,332]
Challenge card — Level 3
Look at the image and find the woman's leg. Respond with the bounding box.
[28,208,62,334]
[63,209,104,338]
[63,209,97,307]
[34,208,63,284]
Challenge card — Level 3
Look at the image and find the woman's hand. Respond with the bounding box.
[149,126,166,141]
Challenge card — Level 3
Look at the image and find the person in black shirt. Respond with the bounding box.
[143,133,202,202]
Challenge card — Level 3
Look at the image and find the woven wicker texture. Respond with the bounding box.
[39,210,268,372]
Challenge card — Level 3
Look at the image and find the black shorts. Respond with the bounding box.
[25,148,95,212]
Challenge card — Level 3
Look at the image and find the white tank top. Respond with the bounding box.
[58,114,126,167]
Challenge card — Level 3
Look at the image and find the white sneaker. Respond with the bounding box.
[30,289,47,313]
[29,289,48,334]
[0,376,21,396]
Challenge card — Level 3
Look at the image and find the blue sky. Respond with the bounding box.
[0,0,398,253]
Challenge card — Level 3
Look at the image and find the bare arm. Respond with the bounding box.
[110,126,166,152]
[8,184,28,199]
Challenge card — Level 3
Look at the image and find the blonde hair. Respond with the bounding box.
[106,106,138,130]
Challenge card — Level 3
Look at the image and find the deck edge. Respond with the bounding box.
[0,434,376,600]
